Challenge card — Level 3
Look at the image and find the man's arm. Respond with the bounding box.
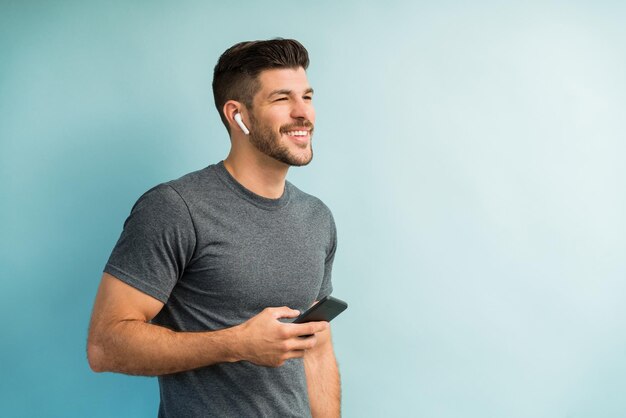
[304,325,341,418]
[87,273,328,375]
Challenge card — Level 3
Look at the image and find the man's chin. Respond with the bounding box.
[289,159,312,167]
[276,151,313,167]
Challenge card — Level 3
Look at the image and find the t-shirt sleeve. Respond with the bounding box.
[316,212,337,300]
[104,184,196,303]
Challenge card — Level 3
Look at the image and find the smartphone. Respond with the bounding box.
[291,295,348,324]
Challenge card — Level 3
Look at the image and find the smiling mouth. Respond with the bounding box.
[281,120,314,138]
[283,130,310,138]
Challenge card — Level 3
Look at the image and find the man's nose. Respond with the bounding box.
[290,99,314,121]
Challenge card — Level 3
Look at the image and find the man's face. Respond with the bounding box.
[246,67,315,167]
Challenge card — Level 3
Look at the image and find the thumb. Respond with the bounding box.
[272,306,300,319]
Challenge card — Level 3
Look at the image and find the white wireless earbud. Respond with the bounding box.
[234,112,250,135]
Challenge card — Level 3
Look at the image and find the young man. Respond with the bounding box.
[87,39,340,417]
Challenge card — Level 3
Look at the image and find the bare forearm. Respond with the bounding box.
[304,349,341,418]
[89,320,240,376]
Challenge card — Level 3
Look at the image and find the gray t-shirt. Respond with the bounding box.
[104,161,337,417]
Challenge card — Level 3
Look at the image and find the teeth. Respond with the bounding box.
[285,130,308,136]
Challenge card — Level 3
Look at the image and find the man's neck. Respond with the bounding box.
[223,151,289,199]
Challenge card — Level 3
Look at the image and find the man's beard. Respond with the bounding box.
[248,113,314,167]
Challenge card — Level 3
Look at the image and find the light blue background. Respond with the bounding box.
[1,1,625,417]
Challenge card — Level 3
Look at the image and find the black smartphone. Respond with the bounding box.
[291,295,348,324]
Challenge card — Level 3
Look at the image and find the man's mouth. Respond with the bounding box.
[283,130,310,138]
[281,121,314,138]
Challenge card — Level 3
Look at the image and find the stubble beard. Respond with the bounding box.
[248,113,314,167]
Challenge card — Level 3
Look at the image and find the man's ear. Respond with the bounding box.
[223,101,244,130]
[224,101,250,135]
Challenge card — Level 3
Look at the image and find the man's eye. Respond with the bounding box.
[274,97,288,102]
[304,96,313,100]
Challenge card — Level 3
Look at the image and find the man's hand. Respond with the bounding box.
[234,307,328,367]
[87,273,329,375]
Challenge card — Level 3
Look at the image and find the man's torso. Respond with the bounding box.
[105,161,336,417]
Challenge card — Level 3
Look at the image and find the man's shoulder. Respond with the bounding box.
[164,164,215,190]
[287,182,334,218]
[161,163,225,203]
[130,164,217,211]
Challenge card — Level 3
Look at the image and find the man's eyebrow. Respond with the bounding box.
[268,88,315,97]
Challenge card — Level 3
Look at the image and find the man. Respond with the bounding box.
[87,39,341,417]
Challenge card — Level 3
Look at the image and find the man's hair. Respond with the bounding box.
[212,38,310,132]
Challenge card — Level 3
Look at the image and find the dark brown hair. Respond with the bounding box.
[212,38,310,132]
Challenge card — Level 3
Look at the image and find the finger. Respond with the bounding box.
[304,321,328,335]
[288,335,317,351]
[283,349,307,360]
[287,321,328,337]
[270,306,300,319]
